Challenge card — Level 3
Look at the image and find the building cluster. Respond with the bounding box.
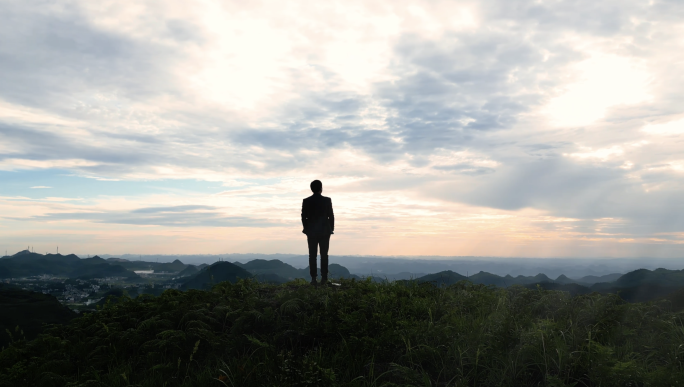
[3,274,182,309]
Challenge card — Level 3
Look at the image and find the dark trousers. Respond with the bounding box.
[307,234,330,279]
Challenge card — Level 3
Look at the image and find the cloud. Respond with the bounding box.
[30,186,51,189]
[1,0,684,255]
[8,205,281,228]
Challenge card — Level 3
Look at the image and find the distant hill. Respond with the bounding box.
[70,263,140,280]
[104,258,187,273]
[612,283,680,303]
[235,259,303,280]
[80,256,108,265]
[181,262,253,290]
[0,251,81,277]
[105,259,157,271]
[306,263,359,280]
[0,285,77,348]
[235,259,358,281]
[155,259,187,273]
[576,273,623,284]
[416,270,553,287]
[469,271,509,286]
[412,268,684,293]
[554,275,575,284]
[416,270,467,286]
[614,268,684,288]
[0,252,140,280]
[177,265,198,277]
[106,258,129,263]
[590,282,614,291]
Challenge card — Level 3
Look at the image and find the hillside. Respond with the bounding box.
[0,251,81,277]
[79,256,108,265]
[176,264,198,277]
[70,263,140,280]
[0,286,77,349]
[155,259,187,273]
[0,251,140,280]
[307,263,359,279]
[576,273,623,284]
[235,259,359,281]
[235,259,303,279]
[2,279,684,386]
[181,262,253,290]
[415,270,467,285]
[416,270,553,287]
[614,268,684,288]
[412,267,684,290]
[104,258,188,273]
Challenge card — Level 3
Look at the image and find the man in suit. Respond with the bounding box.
[301,180,334,286]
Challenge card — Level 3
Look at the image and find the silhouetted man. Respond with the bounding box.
[301,180,334,286]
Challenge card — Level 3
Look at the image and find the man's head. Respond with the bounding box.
[310,180,322,194]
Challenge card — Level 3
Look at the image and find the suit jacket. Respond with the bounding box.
[301,193,334,237]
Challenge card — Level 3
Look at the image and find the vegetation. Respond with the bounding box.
[3,278,684,386]
[180,262,253,290]
[0,285,76,349]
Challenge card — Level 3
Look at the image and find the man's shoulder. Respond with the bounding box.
[303,194,331,203]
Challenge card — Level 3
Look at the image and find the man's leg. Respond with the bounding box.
[307,236,318,283]
[319,234,330,283]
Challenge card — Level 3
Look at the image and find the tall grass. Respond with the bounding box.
[1,278,683,386]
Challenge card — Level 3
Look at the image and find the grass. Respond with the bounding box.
[2,278,684,386]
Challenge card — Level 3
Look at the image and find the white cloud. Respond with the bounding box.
[565,146,624,161]
[545,54,651,127]
[30,186,52,189]
[1,0,684,256]
[642,118,684,135]
[0,159,100,171]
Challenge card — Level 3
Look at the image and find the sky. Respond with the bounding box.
[1,0,683,258]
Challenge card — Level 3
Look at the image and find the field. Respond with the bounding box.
[2,278,684,386]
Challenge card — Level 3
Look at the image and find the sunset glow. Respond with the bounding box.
[1,0,683,258]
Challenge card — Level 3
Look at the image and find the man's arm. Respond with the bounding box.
[301,199,307,232]
[328,199,335,232]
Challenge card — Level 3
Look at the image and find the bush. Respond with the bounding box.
[1,278,684,386]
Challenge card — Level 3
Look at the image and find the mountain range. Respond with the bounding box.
[5,251,684,303]
[0,251,140,280]
[414,270,623,287]
[180,262,253,290]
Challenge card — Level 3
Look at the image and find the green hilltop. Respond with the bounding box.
[3,278,684,386]
[180,262,253,290]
